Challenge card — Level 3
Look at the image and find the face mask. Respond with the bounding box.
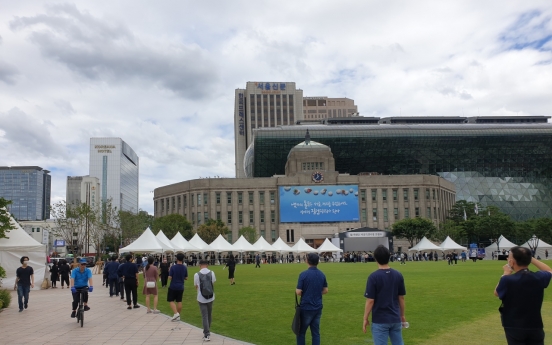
[23,261,29,265]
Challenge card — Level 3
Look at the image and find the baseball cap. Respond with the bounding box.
[79,258,88,264]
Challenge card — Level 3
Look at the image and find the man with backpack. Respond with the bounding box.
[194,259,216,342]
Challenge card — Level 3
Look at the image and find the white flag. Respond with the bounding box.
[474,204,479,215]
[463,208,467,221]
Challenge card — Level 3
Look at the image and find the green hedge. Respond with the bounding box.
[0,289,11,309]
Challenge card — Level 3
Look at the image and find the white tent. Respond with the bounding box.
[119,227,172,253]
[232,235,256,252]
[484,235,518,259]
[272,237,293,253]
[317,238,343,253]
[290,238,318,253]
[0,214,47,290]
[439,236,467,251]
[170,233,201,253]
[209,234,235,252]
[252,236,276,252]
[188,233,212,252]
[408,237,443,252]
[521,237,552,259]
[155,230,175,252]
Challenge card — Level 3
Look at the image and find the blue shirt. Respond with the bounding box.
[71,267,92,288]
[296,266,328,311]
[169,264,188,291]
[364,268,406,324]
[103,261,119,280]
[118,262,138,279]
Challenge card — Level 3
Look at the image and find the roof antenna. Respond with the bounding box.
[305,129,311,145]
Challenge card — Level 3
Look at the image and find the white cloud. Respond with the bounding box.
[0,1,551,213]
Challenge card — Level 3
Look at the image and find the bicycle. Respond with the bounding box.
[75,288,88,327]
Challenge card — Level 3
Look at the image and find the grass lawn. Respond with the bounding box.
[137,260,552,345]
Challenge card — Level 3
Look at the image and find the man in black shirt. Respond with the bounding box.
[495,246,552,345]
[159,258,170,288]
[14,256,34,312]
[118,254,140,309]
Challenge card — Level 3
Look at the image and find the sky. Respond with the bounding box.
[1,1,551,215]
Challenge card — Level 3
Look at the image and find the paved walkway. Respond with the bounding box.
[0,274,253,345]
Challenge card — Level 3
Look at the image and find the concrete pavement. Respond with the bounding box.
[0,274,253,345]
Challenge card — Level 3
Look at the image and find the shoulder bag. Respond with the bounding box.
[291,294,301,335]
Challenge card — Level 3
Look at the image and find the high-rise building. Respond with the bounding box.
[66,176,101,209]
[234,82,304,178]
[302,97,358,121]
[89,138,139,213]
[0,166,51,220]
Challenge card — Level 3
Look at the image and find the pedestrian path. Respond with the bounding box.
[0,274,253,345]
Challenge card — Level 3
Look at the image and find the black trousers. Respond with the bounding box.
[72,290,89,310]
[119,280,125,299]
[61,274,69,287]
[124,279,138,306]
[109,278,119,296]
[161,272,168,287]
[504,328,544,345]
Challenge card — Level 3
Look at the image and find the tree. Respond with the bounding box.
[196,219,229,244]
[90,199,120,256]
[152,213,193,239]
[448,200,480,223]
[392,217,437,247]
[475,208,516,252]
[434,220,466,242]
[119,209,154,245]
[50,200,89,256]
[0,197,15,239]
[238,226,258,244]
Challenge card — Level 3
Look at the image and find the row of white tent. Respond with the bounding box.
[119,228,343,254]
[409,235,552,259]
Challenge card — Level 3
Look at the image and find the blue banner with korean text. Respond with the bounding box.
[279,185,359,223]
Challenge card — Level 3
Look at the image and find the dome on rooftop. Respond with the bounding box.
[287,140,331,159]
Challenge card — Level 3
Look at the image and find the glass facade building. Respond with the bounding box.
[245,123,552,220]
[89,138,139,213]
[0,166,51,220]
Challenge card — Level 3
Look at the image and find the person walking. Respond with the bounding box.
[118,259,126,301]
[103,256,120,297]
[225,255,236,285]
[255,254,261,268]
[400,252,406,265]
[194,259,216,342]
[363,245,407,345]
[546,249,549,260]
[14,256,34,312]
[495,246,552,344]
[168,253,188,321]
[59,259,70,289]
[118,254,140,310]
[159,258,170,288]
[295,253,328,345]
[143,257,159,314]
[70,258,94,318]
[50,261,59,288]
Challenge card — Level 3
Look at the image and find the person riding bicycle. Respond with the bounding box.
[70,258,94,318]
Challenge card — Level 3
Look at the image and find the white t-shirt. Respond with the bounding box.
[194,268,216,303]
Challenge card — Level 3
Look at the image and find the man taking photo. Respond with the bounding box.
[495,246,552,345]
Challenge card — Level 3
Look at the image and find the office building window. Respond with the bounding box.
[191,194,194,206]
[227,232,232,243]
[260,210,265,223]
[216,193,220,204]
[204,212,208,223]
[393,189,398,201]
[286,229,295,242]
[414,189,419,201]
[216,211,221,221]
[271,230,276,242]
[415,207,420,217]
[271,210,275,223]
[260,230,265,239]
[260,192,265,204]
[434,207,437,218]
[249,192,254,204]
[372,189,377,202]
[382,190,387,201]
[405,208,410,219]
[384,208,388,222]
[426,188,430,200]
[227,212,232,224]
[204,193,208,205]
[361,209,367,222]
[427,207,431,218]
[197,213,201,225]
[361,190,366,202]
[249,210,254,223]
[192,212,195,224]
[372,208,377,220]
[270,191,275,204]
[197,194,201,205]
[227,192,232,204]
[238,192,243,204]
[394,208,398,216]
[177,196,181,209]
[403,189,409,201]
[238,211,243,224]
[433,189,436,200]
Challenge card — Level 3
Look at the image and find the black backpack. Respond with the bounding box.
[199,271,214,299]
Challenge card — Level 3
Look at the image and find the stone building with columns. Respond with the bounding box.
[154,136,455,249]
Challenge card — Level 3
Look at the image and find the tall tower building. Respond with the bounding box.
[66,176,101,209]
[0,166,51,220]
[234,82,304,178]
[89,138,139,213]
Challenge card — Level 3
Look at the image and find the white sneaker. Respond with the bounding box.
[171,313,180,321]
[203,336,210,341]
